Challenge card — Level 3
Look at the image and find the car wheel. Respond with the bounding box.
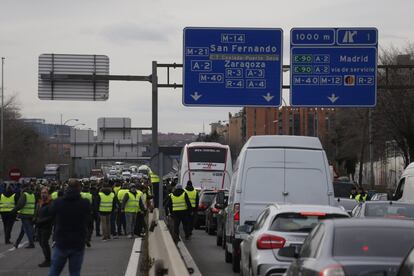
[222,229,226,249]
[232,247,240,272]
[216,232,222,246]
[205,218,209,233]
[208,222,215,235]
[194,217,201,230]
[225,243,232,263]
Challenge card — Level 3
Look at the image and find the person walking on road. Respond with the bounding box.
[48,179,91,276]
[184,180,199,236]
[97,184,116,241]
[135,184,147,237]
[122,184,145,239]
[12,183,36,249]
[35,187,54,267]
[80,185,93,247]
[0,184,18,244]
[167,184,192,242]
[116,183,129,236]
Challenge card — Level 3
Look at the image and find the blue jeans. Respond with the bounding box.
[48,247,85,276]
[15,217,34,246]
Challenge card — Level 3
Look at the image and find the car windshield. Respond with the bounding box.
[334,227,414,257]
[270,213,348,233]
[364,203,414,219]
[200,193,217,204]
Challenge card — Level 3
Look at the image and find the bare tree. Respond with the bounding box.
[375,44,414,167]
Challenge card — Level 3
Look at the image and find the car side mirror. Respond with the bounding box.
[216,191,225,205]
[278,246,299,259]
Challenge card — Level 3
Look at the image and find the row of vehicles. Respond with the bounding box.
[105,163,152,182]
[182,137,414,276]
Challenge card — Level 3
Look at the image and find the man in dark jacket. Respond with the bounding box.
[48,179,90,276]
[36,187,54,267]
[166,184,192,242]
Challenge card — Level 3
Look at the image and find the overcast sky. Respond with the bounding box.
[0,0,413,133]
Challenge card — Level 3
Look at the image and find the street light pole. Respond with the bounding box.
[0,57,4,181]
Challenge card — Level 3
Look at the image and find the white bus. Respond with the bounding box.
[179,142,232,190]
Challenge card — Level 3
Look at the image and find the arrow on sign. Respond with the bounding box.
[191,92,202,101]
[263,93,274,102]
[328,93,339,103]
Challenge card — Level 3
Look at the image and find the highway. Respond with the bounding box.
[0,219,135,276]
[184,229,239,276]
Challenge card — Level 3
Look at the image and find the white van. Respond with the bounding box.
[222,135,335,272]
[394,162,414,201]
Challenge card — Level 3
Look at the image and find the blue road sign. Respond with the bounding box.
[290,28,378,107]
[183,27,283,106]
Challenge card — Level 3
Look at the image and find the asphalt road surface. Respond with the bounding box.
[0,218,135,276]
[184,228,239,276]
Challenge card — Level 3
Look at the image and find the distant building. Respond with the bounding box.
[228,111,245,158]
[245,107,336,139]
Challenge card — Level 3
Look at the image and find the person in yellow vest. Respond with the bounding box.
[97,184,116,241]
[122,184,145,238]
[116,183,129,236]
[12,183,36,248]
[184,181,199,236]
[0,184,17,244]
[150,172,160,208]
[135,184,148,237]
[167,184,192,242]
[355,187,368,203]
[81,185,93,247]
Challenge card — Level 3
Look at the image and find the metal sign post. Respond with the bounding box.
[0,57,4,182]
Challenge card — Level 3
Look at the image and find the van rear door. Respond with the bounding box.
[241,148,285,224]
[284,149,331,205]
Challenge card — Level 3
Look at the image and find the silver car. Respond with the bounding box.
[240,204,349,276]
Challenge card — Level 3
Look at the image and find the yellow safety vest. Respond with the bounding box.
[170,193,187,211]
[51,191,58,200]
[18,192,35,215]
[113,186,121,195]
[184,189,197,208]
[125,191,142,213]
[117,189,129,201]
[81,192,93,204]
[355,194,368,203]
[99,192,114,212]
[150,172,160,183]
[0,194,15,212]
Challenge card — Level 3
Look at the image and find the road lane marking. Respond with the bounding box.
[124,238,142,276]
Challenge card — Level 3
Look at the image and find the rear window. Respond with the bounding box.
[200,193,217,204]
[188,147,226,163]
[364,203,414,219]
[269,213,348,233]
[333,182,355,198]
[334,227,414,257]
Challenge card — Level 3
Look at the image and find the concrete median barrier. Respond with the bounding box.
[147,209,201,276]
